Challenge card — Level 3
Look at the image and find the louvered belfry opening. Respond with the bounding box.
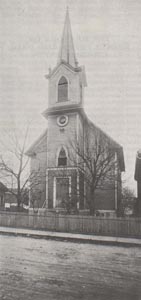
[58,76,68,102]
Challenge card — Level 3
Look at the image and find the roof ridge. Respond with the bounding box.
[25,129,47,156]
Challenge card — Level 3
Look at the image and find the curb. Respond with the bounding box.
[0,230,141,247]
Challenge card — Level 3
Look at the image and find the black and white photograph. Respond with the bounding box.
[0,1,141,299]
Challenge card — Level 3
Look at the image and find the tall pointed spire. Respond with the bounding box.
[58,8,78,67]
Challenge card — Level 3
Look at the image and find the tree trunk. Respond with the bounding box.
[17,179,21,209]
[89,189,95,216]
[17,196,21,209]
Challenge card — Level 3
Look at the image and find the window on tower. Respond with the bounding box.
[58,147,67,166]
[58,76,68,102]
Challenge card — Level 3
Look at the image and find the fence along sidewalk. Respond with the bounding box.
[0,211,141,238]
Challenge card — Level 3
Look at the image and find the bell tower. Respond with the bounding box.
[27,8,125,214]
[43,8,87,110]
[43,9,87,211]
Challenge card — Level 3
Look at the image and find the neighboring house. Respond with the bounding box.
[134,149,141,216]
[0,182,8,209]
[4,189,29,208]
[4,190,17,208]
[0,184,29,210]
[26,9,125,216]
[0,184,17,210]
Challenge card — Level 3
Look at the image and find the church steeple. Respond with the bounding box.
[58,8,78,68]
[44,8,87,112]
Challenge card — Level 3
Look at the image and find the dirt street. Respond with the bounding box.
[0,235,141,300]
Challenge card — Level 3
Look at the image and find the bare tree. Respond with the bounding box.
[0,127,30,208]
[122,186,136,215]
[0,127,45,210]
[69,125,121,215]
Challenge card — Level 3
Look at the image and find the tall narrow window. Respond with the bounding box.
[58,147,67,166]
[58,76,68,102]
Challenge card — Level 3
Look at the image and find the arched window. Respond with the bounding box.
[58,76,68,102]
[58,147,67,166]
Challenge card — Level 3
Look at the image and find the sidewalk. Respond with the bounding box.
[0,226,141,247]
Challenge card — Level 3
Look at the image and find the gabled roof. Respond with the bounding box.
[134,149,141,181]
[0,182,8,192]
[25,129,47,157]
[82,110,125,172]
[27,8,124,172]
[42,104,125,171]
[45,61,80,80]
[45,61,87,87]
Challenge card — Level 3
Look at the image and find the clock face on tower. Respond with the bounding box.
[57,115,68,127]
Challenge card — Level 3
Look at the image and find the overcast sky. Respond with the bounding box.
[0,0,141,193]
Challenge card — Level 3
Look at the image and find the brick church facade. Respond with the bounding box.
[27,10,125,215]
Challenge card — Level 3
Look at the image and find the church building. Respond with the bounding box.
[135,149,141,216]
[26,10,125,216]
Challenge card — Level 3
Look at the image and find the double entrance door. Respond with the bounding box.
[54,177,70,208]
